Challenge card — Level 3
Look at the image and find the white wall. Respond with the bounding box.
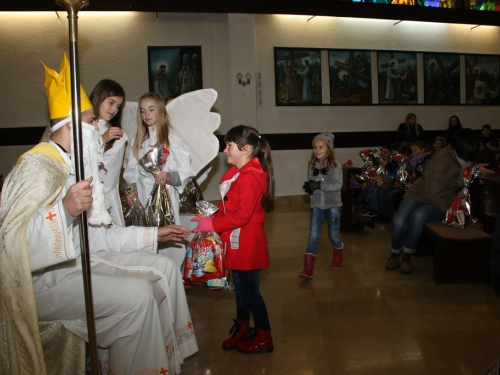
[1,12,499,199]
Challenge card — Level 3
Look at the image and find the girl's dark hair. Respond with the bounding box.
[89,79,126,151]
[89,79,125,129]
[399,144,412,156]
[448,115,462,129]
[412,140,427,150]
[451,128,480,162]
[224,125,275,212]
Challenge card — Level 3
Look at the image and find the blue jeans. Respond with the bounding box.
[391,198,443,254]
[232,269,271,331]
[306,207,343,255]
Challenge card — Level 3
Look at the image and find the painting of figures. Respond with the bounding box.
[274,48,322,106]
[466,54,500,105]
[377,51,418,104]
[424,53,460,105]
[329,50,372,105]
[148,46,202,101]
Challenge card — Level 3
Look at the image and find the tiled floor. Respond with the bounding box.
[182,196,500,375]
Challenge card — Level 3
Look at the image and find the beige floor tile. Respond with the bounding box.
[181,198,499,374]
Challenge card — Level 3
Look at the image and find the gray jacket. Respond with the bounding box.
[308,160,343,209]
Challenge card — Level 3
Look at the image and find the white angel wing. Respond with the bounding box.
[167,89,221,175]
[121,89,221,177]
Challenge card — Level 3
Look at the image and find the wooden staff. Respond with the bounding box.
[55,1,100,373]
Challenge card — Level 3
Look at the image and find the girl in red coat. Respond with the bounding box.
[192,125,275,354]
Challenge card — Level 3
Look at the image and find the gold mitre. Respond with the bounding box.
[41,53,92,120]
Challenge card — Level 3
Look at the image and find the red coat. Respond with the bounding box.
[212,157,270,270]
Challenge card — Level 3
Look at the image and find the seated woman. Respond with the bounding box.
[386,128,492,275]
[395,113,424,143]
[443,115,462,145]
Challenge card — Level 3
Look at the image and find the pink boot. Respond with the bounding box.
[330,247,343,270]
[299,253,316,279]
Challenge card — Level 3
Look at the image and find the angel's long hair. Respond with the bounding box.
[132,92,171,161]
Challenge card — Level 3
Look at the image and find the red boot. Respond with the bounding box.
[299,253,316,278]
[236,328,274,354]
[330,247,343,270]
[222,318,251,350]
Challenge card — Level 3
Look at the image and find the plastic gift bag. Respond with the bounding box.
[392,153,409,189]
[122,184,145,227]
[140,146,174,226]
[443,165,481,228]
[178,178,204,214]
[183,201,230,289]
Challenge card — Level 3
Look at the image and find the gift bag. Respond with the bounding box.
[178,178,204,214]
[183,201,230,289]
[122,184,145,227]
[140,146,174,226]
[443,165,481,228]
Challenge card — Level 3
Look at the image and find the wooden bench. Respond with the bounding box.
[416,174,500,284]
[417,221,492,284]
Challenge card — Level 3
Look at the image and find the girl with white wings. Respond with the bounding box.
[123,92,194,226]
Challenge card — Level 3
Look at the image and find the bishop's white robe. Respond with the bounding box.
[23,142,197,374]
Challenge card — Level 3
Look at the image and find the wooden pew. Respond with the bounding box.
[417,174,500,284]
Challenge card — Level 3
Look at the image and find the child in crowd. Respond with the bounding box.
[481,124,496,146]
[89,79,127,225]
[406,140,431,190]
[123,92,194,225]
[432,136,446,154]
[192,125,275,354]
[300,132,343,278]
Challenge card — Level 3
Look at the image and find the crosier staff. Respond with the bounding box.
[55,0,100,373]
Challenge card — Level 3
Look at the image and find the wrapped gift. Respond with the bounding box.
[183,201,230,289]
[122,184,145,227]
[392,153,409,189]
[140,146,174,226]
[443,165,481,228]
[178,178,204,214]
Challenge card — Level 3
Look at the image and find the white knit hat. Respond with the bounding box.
[313,132,335,150]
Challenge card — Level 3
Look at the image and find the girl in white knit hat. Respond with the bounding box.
[300,132,344,279]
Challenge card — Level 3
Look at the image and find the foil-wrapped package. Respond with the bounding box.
[443,165,481,229]
[353,149,375,182]
[140,146,174,227]
[179,178,204,214]
[392,153,409,188]
[183,201,230,290]
[122,184,145,227]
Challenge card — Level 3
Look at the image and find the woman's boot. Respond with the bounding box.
[222,318,251,350]
[236,328,274,354]
[331,247,343,269]
[299,253,316,278]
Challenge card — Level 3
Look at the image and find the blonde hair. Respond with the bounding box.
[132,92,171,161]
[404,112,419,137]
[308,142,337,171]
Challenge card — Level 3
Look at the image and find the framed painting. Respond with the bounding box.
[465,54,500,105]
[328,49,372,105]
[377,51,418,104]
[274,48,322,106]
[423,53,460,105]
[147,46,202,100]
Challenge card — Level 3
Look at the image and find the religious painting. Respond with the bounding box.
[147,46,203,101]
[328,49,372,105]
[377,51,418,105]
[423,53,460,105]
[274,48,322,106]
[465,54,500,105]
